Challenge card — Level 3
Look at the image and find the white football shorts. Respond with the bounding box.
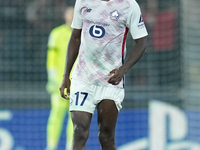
[69,79,125,114]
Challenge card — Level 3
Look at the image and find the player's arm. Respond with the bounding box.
[108,0,148,85]
[108,36,147,85]
[121,36,147,73]
[60,28,81,99]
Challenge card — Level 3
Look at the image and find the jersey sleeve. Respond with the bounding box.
[126,0,148,39]
[71,0,83,29]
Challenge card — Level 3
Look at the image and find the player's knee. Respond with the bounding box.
[98,126,115,146]
[73,124,90,142]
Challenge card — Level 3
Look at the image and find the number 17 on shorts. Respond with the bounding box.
[70,79,96,114]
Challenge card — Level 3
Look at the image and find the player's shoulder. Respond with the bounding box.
[122,0,141,15]
[76,0,96,6]
[124,0,139,8]
[114,0,139,12]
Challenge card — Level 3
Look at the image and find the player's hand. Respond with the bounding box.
[59,77,71,100]
[107,68,124,85]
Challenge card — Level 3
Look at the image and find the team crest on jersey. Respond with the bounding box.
[110,10,120,21]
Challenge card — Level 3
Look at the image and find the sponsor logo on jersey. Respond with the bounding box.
[138,15,145,28]
[89,25,105,38]
[110,10,120,21]
[85,19,110,27]
[139,15,144,23]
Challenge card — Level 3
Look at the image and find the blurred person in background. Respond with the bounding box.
[26,0,66,28]
[45,7,74,150]
[26,0,67,61]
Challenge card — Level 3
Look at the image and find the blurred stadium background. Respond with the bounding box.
[0,0,200,149]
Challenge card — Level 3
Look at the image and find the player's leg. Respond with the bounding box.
[69,79,95,150]
[66,111,73,150]
[70,111,92,150]
[46,93,68,150]
[97,99,118,150]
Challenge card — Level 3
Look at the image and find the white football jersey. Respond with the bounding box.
[71,0,148,88]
